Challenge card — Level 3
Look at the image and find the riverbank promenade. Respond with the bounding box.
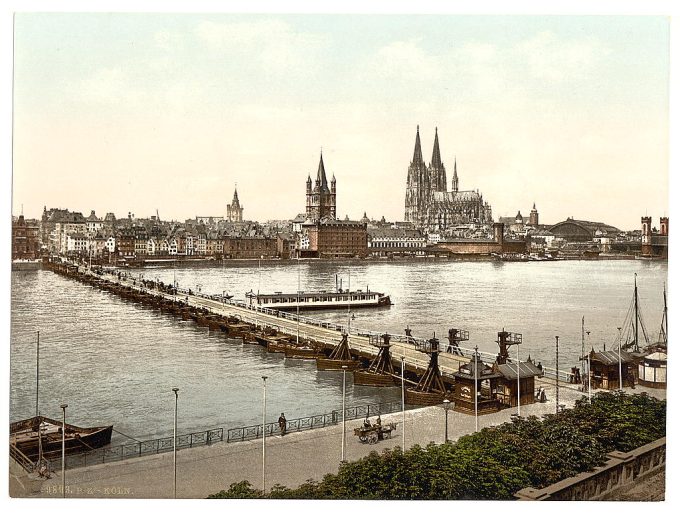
[10,385,664,499]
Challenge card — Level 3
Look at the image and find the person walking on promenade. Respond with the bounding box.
[278,413,287,436]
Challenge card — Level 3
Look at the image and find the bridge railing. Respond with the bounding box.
[45,401,407,470]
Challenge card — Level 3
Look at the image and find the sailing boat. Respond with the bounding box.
[637,284,668,388]
[618,274,649,354]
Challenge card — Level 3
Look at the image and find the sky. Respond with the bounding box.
[11,13,670,230]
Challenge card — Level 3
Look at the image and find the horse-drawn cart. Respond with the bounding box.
[353,422,397,444]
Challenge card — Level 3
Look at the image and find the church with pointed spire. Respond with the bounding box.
[306,152,337,221]
[226,186,244,222]
[405,126,492,232]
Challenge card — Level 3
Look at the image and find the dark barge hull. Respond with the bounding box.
[10,417,113,460]
[316,359,361,371]
[284,346,323,359]
[353,371,398,387]
[405,389,447,406]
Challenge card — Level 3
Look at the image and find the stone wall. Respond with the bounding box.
[515,437,665,501]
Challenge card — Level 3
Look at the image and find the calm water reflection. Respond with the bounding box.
[10,259,666,441]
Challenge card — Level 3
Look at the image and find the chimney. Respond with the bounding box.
[493,223,504,245]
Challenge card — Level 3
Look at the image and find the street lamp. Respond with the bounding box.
[60,403,68,498]
[474,345,479,432]
[401,356,406,449]
[442,399,451,443]
[172,387,179,499]
[617,327,623,390]
[586,331,592,403]
[262,376,268,493]
[341,365,348,462]
[516,343,521,416]
[555,336,560,414]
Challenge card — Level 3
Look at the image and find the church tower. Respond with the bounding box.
[306,152,336,221]
[529,203,539,227]
[428,127,447,192]
[452,158,459,192]
[405,126,429,224]
[226,186,244,222]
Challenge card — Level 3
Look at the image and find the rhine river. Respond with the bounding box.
[10,259,667,443]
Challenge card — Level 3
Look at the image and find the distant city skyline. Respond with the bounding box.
[12,14,669,230]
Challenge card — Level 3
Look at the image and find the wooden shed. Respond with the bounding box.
[494,359,544,408]
[588,349,637,389]
[452,354,502,415]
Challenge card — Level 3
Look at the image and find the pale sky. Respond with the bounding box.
[11,13,670,230]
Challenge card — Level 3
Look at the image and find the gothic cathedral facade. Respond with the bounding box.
[405,126,492,232]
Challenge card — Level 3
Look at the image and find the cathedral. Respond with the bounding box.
[404,126,493,232]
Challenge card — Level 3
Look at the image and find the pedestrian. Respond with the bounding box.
[278,413,287,436]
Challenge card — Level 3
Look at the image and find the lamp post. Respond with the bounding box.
[341,365,348,462]
[60,403,68,498]
[172,387,179,499]
[617,327,623,390]
[401,356,406,449]
[262,376,267,493]
[474,345,479,432]
[516,343,521,416]
[586,331,592,402]
[442,399,451,443]
[297,255,300,344]
[555,336,560,415]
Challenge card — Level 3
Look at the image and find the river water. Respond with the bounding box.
[10,259,667,442]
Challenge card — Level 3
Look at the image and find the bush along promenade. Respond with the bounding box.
[208,392,666,500]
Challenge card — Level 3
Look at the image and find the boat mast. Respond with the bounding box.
[347,268,351,335]
[660,283,668,346]
[634,273,639,352]
[35,331,39,417]
[296,255,300,344]
[37,330,43,467]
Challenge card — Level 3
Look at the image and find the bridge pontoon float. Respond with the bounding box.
[316,333,362,370]
[354,334,398,386]
[405,336,449,405]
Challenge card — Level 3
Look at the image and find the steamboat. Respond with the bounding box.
[246,288,391,311]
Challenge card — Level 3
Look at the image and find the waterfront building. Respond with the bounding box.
[85,210,103,233]
[12,215,41,260]
[304,218,368,258]
[41,209,87,254]
[206,232,224,256]
[222,235,277,259]
[226,187,244,223]
[65,232,89,255]
[297,153,367,258]
[548,218,620,243]
[276,233,294,259]
[434,222,527,256]
[117,229,136,258]
[367,225,426,257]
[404,126,493,232]
[105,235,116,255]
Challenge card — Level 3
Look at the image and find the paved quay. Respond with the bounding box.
[10,382,645,499]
